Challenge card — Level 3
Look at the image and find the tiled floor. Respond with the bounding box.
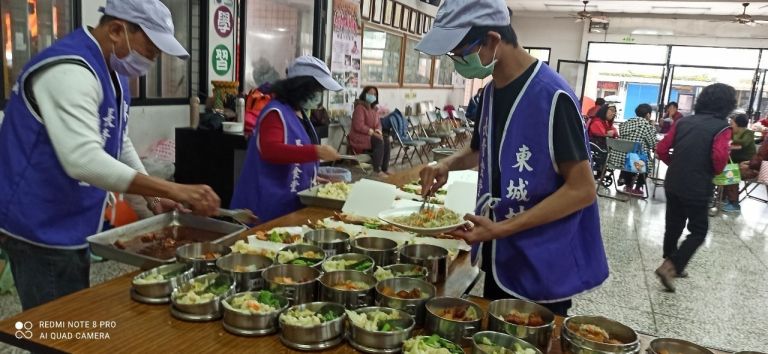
[1,165,767,352]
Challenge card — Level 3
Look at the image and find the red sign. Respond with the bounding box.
[597,81,619,90]
[214,6,233,38]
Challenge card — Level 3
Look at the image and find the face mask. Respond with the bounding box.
[302,92,322,110]
[453,45,498,79]
[365,94,377,104]
[110,24,154,77]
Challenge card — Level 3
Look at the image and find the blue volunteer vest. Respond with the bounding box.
[230,100,318,222]
[473,61,609,302]
[0,28,130,249]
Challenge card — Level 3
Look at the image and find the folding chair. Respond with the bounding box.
[389,110,426,167]
[740,180,768,203]
[451,109,470,147]
[425,111,457,148]
[597,138,649,202]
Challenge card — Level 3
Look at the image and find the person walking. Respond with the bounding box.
[654,83,735,292]
[415,0,608,316]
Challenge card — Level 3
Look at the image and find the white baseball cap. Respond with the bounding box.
[287,56,343,92]
[100,0,189,59]
[415,0,510,56]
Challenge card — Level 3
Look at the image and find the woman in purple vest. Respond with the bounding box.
[231,56,343,222]
[414,0,608,316]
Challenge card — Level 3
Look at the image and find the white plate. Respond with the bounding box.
[319,218,470,253]
[378,206,468,236]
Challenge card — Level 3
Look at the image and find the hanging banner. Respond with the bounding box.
[208,0,238,94]
[329,0,362,118]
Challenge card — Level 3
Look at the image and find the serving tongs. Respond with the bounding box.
[218,208,259,225]
[420,190,435,212]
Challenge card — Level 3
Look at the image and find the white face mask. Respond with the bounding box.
[109,24,154,77]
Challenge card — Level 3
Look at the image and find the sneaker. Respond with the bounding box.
[722,202,741,213]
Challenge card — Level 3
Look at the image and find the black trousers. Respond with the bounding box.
[619,171,647,189]
[481,242,572,317]
[663,190,709,272]
[368,136,390,173]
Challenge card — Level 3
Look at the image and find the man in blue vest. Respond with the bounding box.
[417,0,608,315]
[0,0,220,310]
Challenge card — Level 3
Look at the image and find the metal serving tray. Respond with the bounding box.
[297,185,346,210]
[87,211,246,269]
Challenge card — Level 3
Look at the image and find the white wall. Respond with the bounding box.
[511,15,585,65]
[377,87,465,113]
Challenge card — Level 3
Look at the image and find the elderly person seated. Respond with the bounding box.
[606,104,657,197]
[722,113,756,212]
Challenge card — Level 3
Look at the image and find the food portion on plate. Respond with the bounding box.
[437,306,479,321]
[403,335,464,354]
[401,182,448,197]
[379,286,427,299]
[280,307,342,327]
[346,309,405,332]
[174,275,232,305]
[317,182,352,201]
[392,207,462,229]
[276,250,324,266]
[567,323,624,344]
[373,266,426,281]
[224,290,283,315]
[253,229,302,244]
[476,338,537,354]
[333,212,403,231]
[331,280,371,291]
[502,309,546,326]
[323,258,374,272]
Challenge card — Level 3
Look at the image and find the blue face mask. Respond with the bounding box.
[365,94,377,104]
[301,91,322,110]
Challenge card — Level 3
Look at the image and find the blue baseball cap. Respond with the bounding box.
[415,0,511,56]
[287,56,343,92]
[100,0,189,59]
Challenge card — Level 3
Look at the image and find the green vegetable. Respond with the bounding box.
[162,268,185,278]
[363,222,380,229]
[351,260,373,271]
[256,290,281,308]
[268,231,283,243]
[380,322,391,332]
[203,276,231,296]
[321,309,340,322]
[289,257,321,266]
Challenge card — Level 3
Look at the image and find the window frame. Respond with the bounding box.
[401,35,432,88]
[361,22,405,88]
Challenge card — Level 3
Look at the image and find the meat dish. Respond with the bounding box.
[437,306,479,321]
[567,323,624,344]
[112,226,226,260]
[502,309,546,326]
[379,286,426,299]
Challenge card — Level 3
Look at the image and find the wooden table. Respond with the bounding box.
[0,202,480,353]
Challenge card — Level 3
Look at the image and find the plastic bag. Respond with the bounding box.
[624,143,648,174]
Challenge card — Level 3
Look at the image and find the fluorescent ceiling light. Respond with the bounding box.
[631,29,674,36]
[544,3,595,10]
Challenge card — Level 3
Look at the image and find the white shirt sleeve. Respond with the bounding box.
[120,130,148,175]
[31,63,139,192]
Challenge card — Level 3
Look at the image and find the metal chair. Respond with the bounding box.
[597,138,649,202]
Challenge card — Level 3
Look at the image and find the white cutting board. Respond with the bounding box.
[342,178,397,218]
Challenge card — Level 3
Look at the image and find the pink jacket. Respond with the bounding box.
[349,101,381,152]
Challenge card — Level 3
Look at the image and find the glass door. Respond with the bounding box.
[754,70,767,123]
[665,65,756,116]
[557,60,586,110]
[582,62,666,122]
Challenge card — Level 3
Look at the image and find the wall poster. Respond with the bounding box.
[329,0,362,118]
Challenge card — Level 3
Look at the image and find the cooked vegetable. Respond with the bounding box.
[477,338,537,354]
[134,267,185,285]
[317,182,351,200]
[373,266,425,281]
[332,280,371,291]
[391,208,462,228]
[174,276,231,305]
[254,230,301,244]
[281,307,341,327]
[230,240,277,259]
[346,310,404,332]
[323,258,373,272]
[225,291,282,315]
[403,335,463,354]
[277,250,323,266]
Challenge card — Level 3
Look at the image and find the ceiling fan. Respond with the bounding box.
[731,3,768,26]
[567,0,609,24]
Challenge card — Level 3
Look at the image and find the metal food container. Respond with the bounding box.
[487,299,556,353]
[561,316,640,354]
[297,185,346,210]
[347,307,415,352]
[176,242,231,275]
[375,277,436,326]
[379,264,429,282]
[424,296,484,347]
[319,270,376,309]
[276,244,326,270]
[649,339,714,354]
[221,291,289,336]
[304,229,350,257]
[322,253,375,274]
[131,263,193,298]
[216,253,273,292]
[400,244,449,283]
[472,331,542,354]
[352,237,398,267]
[262,264,320,305]
[171,273,235,317]
[279,302,347,346]
[87,211,245,269]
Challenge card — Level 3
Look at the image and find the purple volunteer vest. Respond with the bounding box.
[0,28,130,249]
[473,61,609,302]
[230,100,318,222]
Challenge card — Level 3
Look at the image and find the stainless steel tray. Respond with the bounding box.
[297,186,345,210]
[87,211,246,269]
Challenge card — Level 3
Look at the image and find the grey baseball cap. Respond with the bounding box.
[287,56,343,91]
[415,0,511,56]
[100,0,189,59]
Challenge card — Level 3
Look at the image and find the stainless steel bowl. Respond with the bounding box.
[425,296,484,347]
[352,237,399,267]
[171,273,235,316]
[561,316,640,354]
[279,302,347,345]
[487,299,555,353]
[276,244,326,270]
[175,242,231,274]
[221,291,289,336]
[400,244,449,283]
[132,263,193,298]
[649,339,714,354]
[216,253,273,292]
[348,306,415,350]
[375,277,436,326]
[379,264,429,282]
[304,229,350,257]
[733,352,768,354]
[262,264,320,305]
[319,270,376,309]
[472,331,543,354]
[322,253,375,274]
